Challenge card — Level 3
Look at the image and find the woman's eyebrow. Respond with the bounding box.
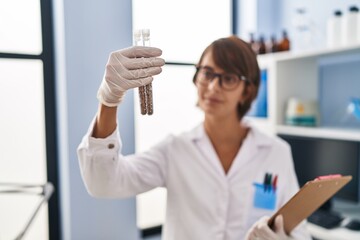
[201,66,214,71]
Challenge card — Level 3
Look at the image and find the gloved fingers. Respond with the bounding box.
[257,216,271,225]
[253,228,278,239]
[124,66,162,79]
[252,216,278,240]
[124,57,165,70]
[274,215,286,235]
[116,76,154,90]
[119,46,163,58]
[246,232,274,240]
[108,53,164,75]
[106,54,162,78]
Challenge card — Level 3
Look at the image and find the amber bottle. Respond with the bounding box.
[258,35,266,54]
[278,30,290,51]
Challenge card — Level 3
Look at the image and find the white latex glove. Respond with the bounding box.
[245,215,293,240]
[97,46,165,107]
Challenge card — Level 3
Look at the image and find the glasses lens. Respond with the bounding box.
[222,74,239,90]
[197,68,214,84]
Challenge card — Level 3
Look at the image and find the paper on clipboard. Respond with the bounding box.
[268,175,352,235]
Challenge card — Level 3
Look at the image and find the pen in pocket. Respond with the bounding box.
[272,174,278,192]
[263,172,272,192]
[263,172,278,192]
[263,173,269,192]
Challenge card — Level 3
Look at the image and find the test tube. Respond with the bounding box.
[142,29,154,115]
[133,29,147,115]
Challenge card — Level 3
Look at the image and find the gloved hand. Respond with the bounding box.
[97,46,165,107]
[245,215,292,240]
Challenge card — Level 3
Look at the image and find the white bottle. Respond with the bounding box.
[327,10,342,48]
[342,6,359,46]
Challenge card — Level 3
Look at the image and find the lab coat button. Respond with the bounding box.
[107,143,115,149]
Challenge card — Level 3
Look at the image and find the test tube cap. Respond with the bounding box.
[141,29,150,39]
[133,29,142,40]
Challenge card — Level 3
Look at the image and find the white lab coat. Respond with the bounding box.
[77,117,312,240]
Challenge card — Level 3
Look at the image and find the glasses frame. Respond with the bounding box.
[195,66,249,91]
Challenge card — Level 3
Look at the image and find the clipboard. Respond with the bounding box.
[268,175,352,235]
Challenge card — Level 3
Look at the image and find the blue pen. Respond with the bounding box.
[268,174,273,192]
[263,173,268,192]
[264,173,271,192]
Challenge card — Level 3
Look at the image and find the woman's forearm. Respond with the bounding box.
[92,104,118,138]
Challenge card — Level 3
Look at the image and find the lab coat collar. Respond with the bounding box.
[187,118,273,148]
[241,118,273,147]
[227,119,273,177]
[185,118,273,178]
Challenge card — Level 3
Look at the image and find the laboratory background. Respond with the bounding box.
[1,0,360,239]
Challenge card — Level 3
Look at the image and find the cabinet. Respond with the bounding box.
[256,44,360,239]
[254,43,360,141]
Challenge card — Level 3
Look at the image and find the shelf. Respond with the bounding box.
[258,43,360,62]
[276,125,360,142]
[256,43,360,143]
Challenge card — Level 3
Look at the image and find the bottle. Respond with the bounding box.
[292,8,311,50]
[327,10,342,48]
[342,6,359,46]
[278,30,290,51]
[267,35,278,53]
[258,35,266,54]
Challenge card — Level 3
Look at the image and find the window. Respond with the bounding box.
[0,0,60,239]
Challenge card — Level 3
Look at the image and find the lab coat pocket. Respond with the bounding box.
[247,183,277,228]
[252,183,276,210]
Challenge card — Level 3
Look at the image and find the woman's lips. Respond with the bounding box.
[204,96,223,104]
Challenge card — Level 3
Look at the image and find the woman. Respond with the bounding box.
[77,36,311,240]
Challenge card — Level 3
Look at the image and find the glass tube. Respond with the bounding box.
[142,29,154,115]
[133,29,147,115]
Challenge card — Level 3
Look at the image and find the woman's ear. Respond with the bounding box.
[239,84,251,103]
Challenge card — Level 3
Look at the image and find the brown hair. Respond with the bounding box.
[193,35,261,120]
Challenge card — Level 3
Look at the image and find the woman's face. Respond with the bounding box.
[196,51,247,120]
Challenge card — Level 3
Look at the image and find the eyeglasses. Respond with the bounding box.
[195,66,248,91]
